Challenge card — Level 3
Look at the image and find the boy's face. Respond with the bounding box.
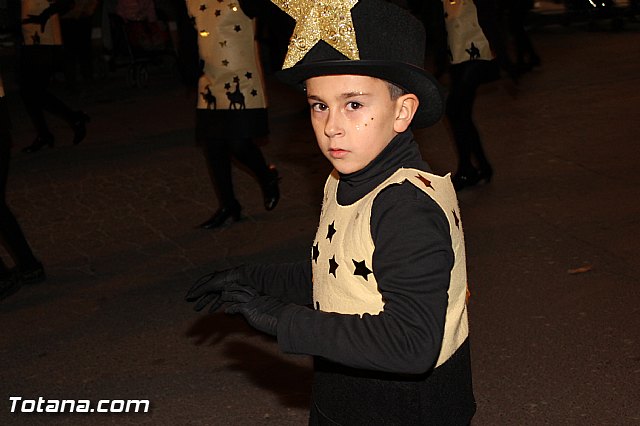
[305,75,417,174]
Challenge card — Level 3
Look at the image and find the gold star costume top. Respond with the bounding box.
[186,0,267,111]
[312,168,470,368]
[442,0,493,64]
[21,0,63,46]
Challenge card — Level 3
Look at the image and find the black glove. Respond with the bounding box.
[225,295,294,336]
[185,267,250,313]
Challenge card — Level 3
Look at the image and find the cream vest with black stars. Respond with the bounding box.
[311,168,469,367]
[186,0,267,111]
[442,0,493,64]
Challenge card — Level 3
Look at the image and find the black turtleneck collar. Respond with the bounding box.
[337,130,431,205]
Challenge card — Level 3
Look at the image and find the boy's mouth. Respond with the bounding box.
[329,148,349,159]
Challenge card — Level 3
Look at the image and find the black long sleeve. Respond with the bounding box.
[244,261,313,306]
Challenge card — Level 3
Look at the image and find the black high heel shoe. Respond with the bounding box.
[452,166,493,191]
[18,261,46,285]
[22,134,55,153]
[71,111,91,145]
[0,271,22,301]
[478,165,493,184]
[262,165,281,211]
[199,202,242,229]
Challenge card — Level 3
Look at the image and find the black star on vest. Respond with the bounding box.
[312,243,320,263]
[352,259,372,281]
[326,221,336,242]
[329,255,339,277]
[453,210,460,228]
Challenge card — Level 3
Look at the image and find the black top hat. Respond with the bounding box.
[276,0,445,128]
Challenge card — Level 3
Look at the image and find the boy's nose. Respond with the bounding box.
[324,110,344,138]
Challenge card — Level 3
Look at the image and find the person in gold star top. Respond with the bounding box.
[186,0,475,423]
[186,0,280,229]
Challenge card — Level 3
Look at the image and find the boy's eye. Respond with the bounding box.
[347,101,362,110]
[310,102,328,112]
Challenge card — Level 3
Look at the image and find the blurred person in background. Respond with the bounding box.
[60,0,99,92]
[504,0,540,74]
[19,0,91,153]
[0,68,45,301]
[433,0,516,191]
[186,0,280,229]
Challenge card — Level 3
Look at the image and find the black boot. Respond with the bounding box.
[71,111,91,145]
[261,165,280,211]
[18,261,46,285]
[0,271,22,301]
[22,134,55,153]
[199,201,242,229]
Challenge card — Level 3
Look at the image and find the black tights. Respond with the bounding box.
[508,1,539,67]
[446,60,498,174]
[203,138,271,207]
[60,17,95,86]
[0,132,39,273]
[19,46,78,138]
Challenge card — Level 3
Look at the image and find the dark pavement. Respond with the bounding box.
[1,22,639,425]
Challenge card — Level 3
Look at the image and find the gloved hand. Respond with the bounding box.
[185,267,251,313]
[225,295,295,337]
[219,283,259,304]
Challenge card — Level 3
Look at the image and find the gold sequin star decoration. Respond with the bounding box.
[271,0,360,68]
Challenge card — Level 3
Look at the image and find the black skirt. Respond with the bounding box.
[196,108,268,141]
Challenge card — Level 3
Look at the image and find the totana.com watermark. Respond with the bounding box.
[9,396,150,413]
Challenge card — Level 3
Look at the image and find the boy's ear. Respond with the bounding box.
[393,94,419,132]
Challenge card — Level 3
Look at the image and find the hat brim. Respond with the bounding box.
[277,60,445,128]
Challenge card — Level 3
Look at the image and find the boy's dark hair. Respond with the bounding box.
[386,81,408,100]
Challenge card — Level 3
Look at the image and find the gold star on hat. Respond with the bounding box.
[272,0,360,69]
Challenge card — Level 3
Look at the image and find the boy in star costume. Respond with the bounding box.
[186,0,476,423]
